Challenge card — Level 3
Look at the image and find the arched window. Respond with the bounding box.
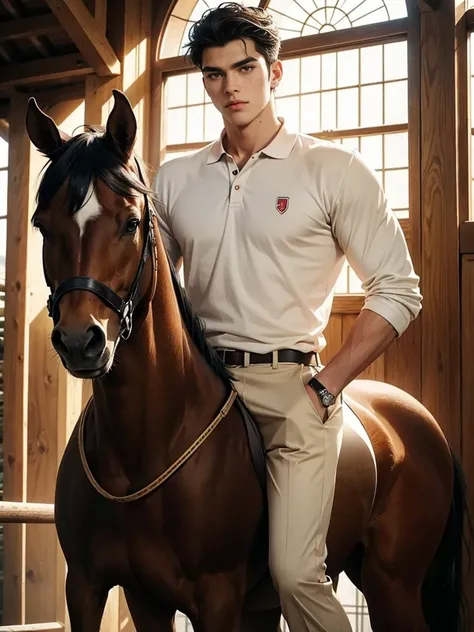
[160,0,407,59]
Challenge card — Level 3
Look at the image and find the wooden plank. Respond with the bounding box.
[0,14,62,42]
[418,0,461,451]
[157,18,409,73]
[461,254,474,630]
[0,55,93,88]
[3,90,36,625]
[456,10,470,225]
[460,220,474,253]
[44,0,120,77]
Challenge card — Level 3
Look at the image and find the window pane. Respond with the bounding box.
[279,58,301,97]
[186,105,204,142]
[0,219,6,261]
[167,74,187,108]
[167,108,186,144]
[322,52,337,90]
[301,55,321,93]
[337,49,359,88]
[337,88,359,129]
[187,72,204,105]
[0,171,7,217]
[384,41,407,81]
[276,95,300,131]
[0,138,7,169]
[385,169,409,209]
[334,262,350,294]
[300,93,320,134]
[361,84,383,126]
[204,104,223,140]
[384,80,408,124]
[321,91,337,130]
[384,132,408,168]
[360,135,383,170]
[361,45,383,84]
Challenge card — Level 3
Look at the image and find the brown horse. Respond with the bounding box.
[25,89,470,632]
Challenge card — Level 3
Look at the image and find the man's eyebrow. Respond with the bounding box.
[201,56,258,73]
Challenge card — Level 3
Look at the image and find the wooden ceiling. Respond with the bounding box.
[0,0,125,120]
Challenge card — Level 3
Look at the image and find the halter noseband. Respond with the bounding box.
[45,160,156,341]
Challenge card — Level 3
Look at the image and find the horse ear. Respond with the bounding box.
[26,97,70,158]
[104,90,137,160]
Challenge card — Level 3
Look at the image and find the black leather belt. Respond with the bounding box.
[215,348,320,367]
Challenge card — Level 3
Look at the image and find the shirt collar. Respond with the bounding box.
[206,117,298,165]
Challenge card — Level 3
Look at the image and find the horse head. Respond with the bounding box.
[26,90,156,379]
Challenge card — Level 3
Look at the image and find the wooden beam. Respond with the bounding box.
[0,54,93,88]
[418,0,441,9]
[418,0,461,450]
[44,0,121,76]
[0,14,62,42]
[0,624,64,631]
[0,502,55,524]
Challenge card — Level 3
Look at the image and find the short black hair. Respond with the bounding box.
[183,2,281,72]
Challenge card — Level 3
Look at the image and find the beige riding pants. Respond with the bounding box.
[227,359,352,632]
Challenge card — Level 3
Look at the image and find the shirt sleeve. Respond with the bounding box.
[330,150,422,337]
[152,167,182,269]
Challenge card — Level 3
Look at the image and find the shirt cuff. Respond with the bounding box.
[361,295,421,337]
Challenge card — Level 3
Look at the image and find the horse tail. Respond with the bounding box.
[422,448,473,632]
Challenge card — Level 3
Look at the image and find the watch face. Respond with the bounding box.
[321,390,336,407]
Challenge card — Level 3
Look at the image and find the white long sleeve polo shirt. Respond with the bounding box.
[152,120,422,354]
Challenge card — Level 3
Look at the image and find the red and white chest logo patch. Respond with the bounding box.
[276,197,290,214]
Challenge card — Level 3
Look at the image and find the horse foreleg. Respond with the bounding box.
[192,569,248,632]
[65,568,109,631]
[124,589,176,631]
[239,607,282,632]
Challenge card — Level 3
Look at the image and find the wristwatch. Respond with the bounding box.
[308,376,336,408]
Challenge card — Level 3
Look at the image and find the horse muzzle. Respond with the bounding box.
[51,324,111,378]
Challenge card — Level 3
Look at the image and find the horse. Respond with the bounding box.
[25,88,471,632]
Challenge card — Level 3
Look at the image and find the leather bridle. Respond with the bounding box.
[44,160,156,341]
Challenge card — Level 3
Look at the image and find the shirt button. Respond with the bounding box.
[235,185,240,190]
[232,169,238,175]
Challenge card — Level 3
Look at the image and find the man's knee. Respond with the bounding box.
[269,556,329,597]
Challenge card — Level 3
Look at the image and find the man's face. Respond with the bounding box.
[201,37,282,127]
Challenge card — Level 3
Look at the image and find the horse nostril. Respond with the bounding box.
[51,327,69,356]
[84,325,106,360]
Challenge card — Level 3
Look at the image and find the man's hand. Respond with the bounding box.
[305,384,329,423]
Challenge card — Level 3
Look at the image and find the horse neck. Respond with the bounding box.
[91,243,227,481]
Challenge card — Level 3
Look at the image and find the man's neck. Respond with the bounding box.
[223,102,283,167]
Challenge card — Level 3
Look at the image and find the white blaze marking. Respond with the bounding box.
[75,188,103,238]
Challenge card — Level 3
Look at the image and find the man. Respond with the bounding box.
[153,3,422,630]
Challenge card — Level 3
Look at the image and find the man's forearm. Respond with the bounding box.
[317,308,398,397]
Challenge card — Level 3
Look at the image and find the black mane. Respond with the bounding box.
[33,126,233,387]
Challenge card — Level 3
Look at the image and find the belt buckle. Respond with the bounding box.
[219,348,238,368]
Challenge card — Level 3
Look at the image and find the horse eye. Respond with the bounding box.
[124,218,140,234]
